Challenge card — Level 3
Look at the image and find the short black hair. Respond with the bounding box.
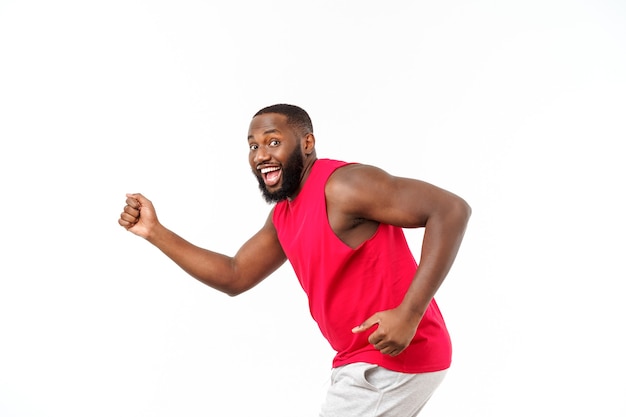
[254,104,313,136]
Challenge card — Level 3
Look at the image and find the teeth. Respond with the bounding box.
[260,166,280,174]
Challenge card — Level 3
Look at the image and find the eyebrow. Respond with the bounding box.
[247,128,281,141]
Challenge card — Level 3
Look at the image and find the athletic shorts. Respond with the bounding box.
[319,362,447,417]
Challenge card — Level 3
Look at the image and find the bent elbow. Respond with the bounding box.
[451,196,472,228]
[225,288,244,297]
[222,277,257,297]
[460,198,472,222]
[194,276,247,297]
[222,281,247,297]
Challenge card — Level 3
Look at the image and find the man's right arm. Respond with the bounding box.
[119,193,286,296]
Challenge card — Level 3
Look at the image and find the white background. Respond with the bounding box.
[1,1,625,416]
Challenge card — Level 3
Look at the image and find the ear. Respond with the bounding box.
[303,133,316,155]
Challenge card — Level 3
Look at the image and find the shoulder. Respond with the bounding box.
[327,163,392,194]
[325,163,395,214]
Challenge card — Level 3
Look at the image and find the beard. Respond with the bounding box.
[254,147,304,204]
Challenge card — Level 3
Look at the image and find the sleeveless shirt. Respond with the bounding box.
[272,159,452,373]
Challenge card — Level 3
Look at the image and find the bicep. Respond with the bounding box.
[331,165,464,228]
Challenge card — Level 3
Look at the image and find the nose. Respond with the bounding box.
[253,145,271,164]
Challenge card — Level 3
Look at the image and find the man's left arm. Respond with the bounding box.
[337,164,471,356]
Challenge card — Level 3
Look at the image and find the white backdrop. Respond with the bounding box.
[1,1,625,416]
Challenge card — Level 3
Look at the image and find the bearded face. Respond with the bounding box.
[254,145,304,203]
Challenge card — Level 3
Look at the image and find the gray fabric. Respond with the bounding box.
[319,362,447,417]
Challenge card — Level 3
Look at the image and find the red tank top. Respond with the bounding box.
[273,159,451,372]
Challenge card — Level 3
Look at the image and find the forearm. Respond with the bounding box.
[400,198,471,319]
[145,224,240,294]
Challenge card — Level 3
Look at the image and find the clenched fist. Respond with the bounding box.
[118,193,159,239]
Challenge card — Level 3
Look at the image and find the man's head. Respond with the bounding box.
[248,104,316,203]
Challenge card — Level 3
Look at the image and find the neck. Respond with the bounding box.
[290,155,318,201]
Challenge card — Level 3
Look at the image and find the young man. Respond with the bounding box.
[118,104,471,416]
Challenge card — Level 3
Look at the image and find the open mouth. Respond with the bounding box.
[259,166,282,187]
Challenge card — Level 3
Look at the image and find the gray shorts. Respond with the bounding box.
[319,362,447,417]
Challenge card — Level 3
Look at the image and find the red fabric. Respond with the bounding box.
[273,159,452,373]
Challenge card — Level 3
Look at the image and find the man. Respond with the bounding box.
[118,104,471,416]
